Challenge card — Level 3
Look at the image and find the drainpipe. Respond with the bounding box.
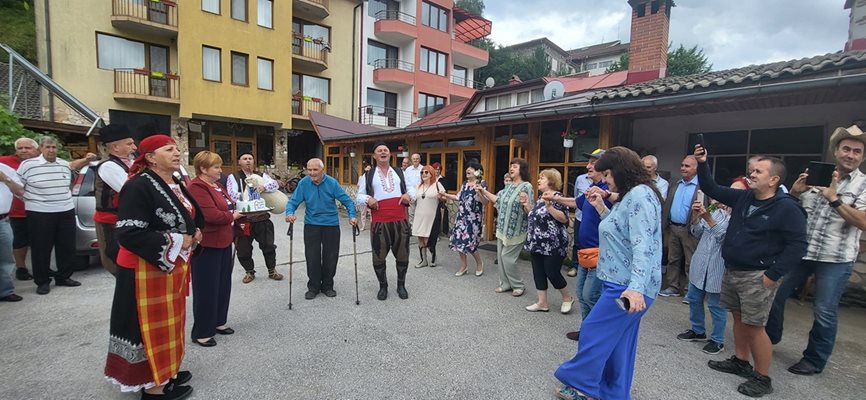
[352,1,363,120]
[356,1,366,123]
[44,0,54,122]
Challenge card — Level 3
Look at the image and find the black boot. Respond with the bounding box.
[375,267,388,301]
[429,246,437,267]
[377,283,388,300]
[396,267,408,299]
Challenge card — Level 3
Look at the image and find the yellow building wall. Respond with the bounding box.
[314,0,356,121]
[178,1,293,128]
[34,0,180,124]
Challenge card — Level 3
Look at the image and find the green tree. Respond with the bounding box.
[455,0,485,16]
[605,53,629,73]
[0,0,37,63]
[0,107,70,159]
[475,46,552,88]
[605,44,713,77]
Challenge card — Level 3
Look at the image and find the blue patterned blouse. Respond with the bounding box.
[525,192,569,256]
[596,184,663,297]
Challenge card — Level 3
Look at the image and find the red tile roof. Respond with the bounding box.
[406,100,470,128]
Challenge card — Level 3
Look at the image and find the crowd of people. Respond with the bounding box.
[1,122,865,399]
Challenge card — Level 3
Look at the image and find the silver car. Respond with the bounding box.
[70,162,100,269]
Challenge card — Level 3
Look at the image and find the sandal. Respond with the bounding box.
[494,287,512,293]
[511,288,525,297]
[242,272,255,284]
[268,270,284,281]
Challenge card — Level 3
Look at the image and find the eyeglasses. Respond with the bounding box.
[422,172,430,175]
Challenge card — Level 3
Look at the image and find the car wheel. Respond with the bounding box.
[72,255,92,271]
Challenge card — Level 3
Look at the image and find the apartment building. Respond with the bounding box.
[357,0,490,128]
[34,0,304,173]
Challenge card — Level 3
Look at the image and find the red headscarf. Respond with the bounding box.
[129,134,176,175]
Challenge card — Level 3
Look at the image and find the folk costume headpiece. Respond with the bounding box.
[130,135,176,175]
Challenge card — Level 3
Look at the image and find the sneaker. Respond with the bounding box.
[566,267,577,277]
[682,298,690,304]
[702,341,725,355]
[323,289,337,297]
[708,355,755,378]
[658,287,680,297]
[677,329,707,342]
[268,270,284,281]
[565,331,580,341]
[556,385,593,400]
[737,374,773,398]
[15,268,32,281]
[242,272,255,284]
[304,290,318,300]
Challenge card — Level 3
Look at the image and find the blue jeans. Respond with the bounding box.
[766,260,854,370]
[0,219,16,297]
[575,266,602,321]
[685,283,726,343]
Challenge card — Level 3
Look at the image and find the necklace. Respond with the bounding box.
[378,168,395,193]
[420,184,431,199]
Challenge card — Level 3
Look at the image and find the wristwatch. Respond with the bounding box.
[829,198,843,208]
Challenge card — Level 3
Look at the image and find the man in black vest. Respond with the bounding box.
[94,124,136,276]
[227,153,282,283]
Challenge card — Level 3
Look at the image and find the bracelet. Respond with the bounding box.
[829,198,843,208]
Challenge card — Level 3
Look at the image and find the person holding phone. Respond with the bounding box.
[766,124,866,376]
[554,147,663,400]
[694,144,807,397]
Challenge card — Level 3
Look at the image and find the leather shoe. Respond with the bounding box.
[396,285,408,299]
[305,290,318,300]
[215,327,234,335]
[15,268,32,281]
[36,283,50,295]
[566,331,580,341]
[169,371,192,386]
[561,298,575,314]
[54,278,81,287]
[377,285,388,301]
[193,338,216,347]
[525,303,549,312]
[141,384,193,400]
[0,294,23,302]
[323,289,337,297]
[787,359,822,375]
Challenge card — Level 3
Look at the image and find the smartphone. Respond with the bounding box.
[695,133,706,155]
[805,161,835,187]
[615,297,630,312]
[696,190,705,204]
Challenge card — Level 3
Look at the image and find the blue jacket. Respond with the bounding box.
[697,162,807,281]
[285,175,356,226]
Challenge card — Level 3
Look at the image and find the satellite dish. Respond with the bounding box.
[484,77,495,88]
[543,80,565,100]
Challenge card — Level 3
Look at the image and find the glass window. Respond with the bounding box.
[369,0,399,18]
[750,126,823,155]
[257,58,273,90]
[202,46,221,81]
[443,152,458,191]
[421,1,448,32]
[530,88,543,103]
[231,0,247,21]
[231,52,248,85]
[453,65,467,85]
[516,91,530,105]
[420,140,442,149]
[687,131,748,155]
[96,34,145,70]
[598,60,612,68]
[540,120,567,163]
[484,96,497,111]
[202,0,220,14]
[418,93,446,118]
[257,0,273,28]
[497,94,511,109]
[295,75,330,102]
[367,40,398,66]
[447,138,475,147]
[419,47,447,76]
[512,123,529,140]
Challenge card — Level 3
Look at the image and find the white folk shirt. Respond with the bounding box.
[16,155,74,213]
[404,164,423,199]
[801,168,866,263]
[0,163,22,214]
[356,167,403,203]
[98,158,132,192]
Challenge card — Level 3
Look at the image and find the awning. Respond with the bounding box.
[309,111,383,142]
[453,6,492,42]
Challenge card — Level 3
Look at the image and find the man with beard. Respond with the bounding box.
[93,124,137,276]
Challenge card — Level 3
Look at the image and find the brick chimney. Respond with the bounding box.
[845,0,866,51]
[626,0,674,84]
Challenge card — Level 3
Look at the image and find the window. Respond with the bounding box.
[585,62,598,70]
[202,46,221,81]
[257,58,273,90]
[97,33,145,70]
[368,0,399,18]
[598,60,612,68]
[366,88,398,127]
[418,93,445,118]
[293,74,330,102]
[421,1,448,32]
[452,65,467,86]
[530,88,544,103]
[231,52,248,86]
[497,94,511,109]
[367,40,398,67]
[202,0,219,14]
[231,0,247,21]
[516,91,530,105]
[292,19,331,42]
[257,0,273,28]
[420,47,447,76]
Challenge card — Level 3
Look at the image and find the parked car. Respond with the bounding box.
[70,162,100,269]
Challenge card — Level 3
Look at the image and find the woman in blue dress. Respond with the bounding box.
[440,162,487,276]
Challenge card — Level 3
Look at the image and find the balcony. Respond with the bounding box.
[358,105,416,128]
[451,39,489,69]
[292,34,329,71]
[114,69,180,104]
[293,0,329,20]
[372,59,415,89]
[292,96,328,118]
[450,75,484,100]
[373,10,417,44]
[111,0,178,38]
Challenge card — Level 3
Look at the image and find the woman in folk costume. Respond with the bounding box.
[104,135,203,400]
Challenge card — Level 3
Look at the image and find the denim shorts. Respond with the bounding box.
[720,269,779,326]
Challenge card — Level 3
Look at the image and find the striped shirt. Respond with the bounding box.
[16,155,74,213]
[689,208,730,293]
[801,168,866,263]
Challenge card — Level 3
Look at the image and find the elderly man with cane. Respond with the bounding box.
[285,158,357,300]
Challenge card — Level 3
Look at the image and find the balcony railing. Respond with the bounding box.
[292,34,330,66]
[292,96,328,117]
[112,0,178,28]
[371,58,414,72]
[114,69,179,102]
[358,105,416,128]
[375,10,416,25]
[450,75,486,90]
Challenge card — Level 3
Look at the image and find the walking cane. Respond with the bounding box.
[287,222,294,310]
[352,224,361,306]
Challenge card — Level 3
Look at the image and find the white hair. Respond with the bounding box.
[642,155,658,167]
[15,137,38,148]
[307,158,325,169]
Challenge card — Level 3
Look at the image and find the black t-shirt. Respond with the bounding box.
[747,196,772,217]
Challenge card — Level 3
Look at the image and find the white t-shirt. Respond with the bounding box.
[0,163,22,214]
[404,164,423,199]
[17,155,75,213]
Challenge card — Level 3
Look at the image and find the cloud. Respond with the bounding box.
[484,0,850,70]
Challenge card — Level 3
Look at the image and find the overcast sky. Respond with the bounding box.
[484,0,852,70]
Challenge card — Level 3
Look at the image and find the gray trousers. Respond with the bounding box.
[497,238,525,290]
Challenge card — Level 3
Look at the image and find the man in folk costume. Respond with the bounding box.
[225,153,282,283]
[105,135,203,400]
[356,141,412,300]
[93,124,137,276]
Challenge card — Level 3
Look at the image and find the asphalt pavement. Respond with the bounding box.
[1,212,864,399]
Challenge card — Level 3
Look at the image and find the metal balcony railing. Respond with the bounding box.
[375,10,416,25]
[358,105,416,128]
[450,75,486,90]
[291,34,330,65]
[371,59,414,72]
[292,96,328,117]
[114,69,179,101]
[112,0,178,28]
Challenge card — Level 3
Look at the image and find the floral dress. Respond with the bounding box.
[524,192,569,257]
[449,181,487,253]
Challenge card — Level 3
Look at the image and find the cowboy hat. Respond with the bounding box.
[829,124,866,151]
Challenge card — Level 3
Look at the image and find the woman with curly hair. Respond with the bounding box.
[554,146,663,400]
